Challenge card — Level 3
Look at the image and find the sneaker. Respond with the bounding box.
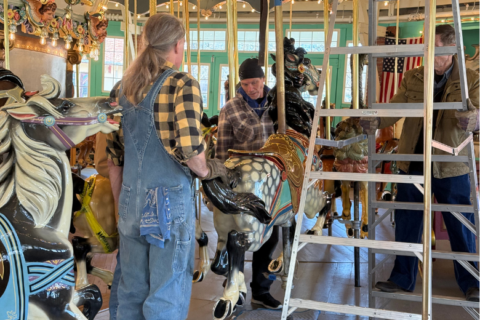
[375,281,407,293]
[466,287,479,302]
[251,293,282,309]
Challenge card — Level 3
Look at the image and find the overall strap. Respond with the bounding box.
[145,68,176,111]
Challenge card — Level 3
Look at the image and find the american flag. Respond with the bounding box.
[379,37,423,103]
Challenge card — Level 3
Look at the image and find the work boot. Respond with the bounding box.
[466,287,479,302]
[251,293,282,309]
[375,281,408,293]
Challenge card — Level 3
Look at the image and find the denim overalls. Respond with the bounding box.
[116,69,195,320]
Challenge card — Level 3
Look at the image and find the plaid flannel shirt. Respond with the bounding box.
[215,92,275,161]
[106,61,206,166]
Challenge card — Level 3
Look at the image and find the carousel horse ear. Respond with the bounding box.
[38,74,61,100]
[286,54,296,62]
[6,105,39,120]
[4,95,63,118]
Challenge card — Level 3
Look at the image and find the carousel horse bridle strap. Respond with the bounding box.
[21,113,109,149]
[74,174,118,253]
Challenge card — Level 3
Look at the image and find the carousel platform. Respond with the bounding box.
[92,197,476,320]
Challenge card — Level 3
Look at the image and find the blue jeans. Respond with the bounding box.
[109,251,121,320]
[389,170,479,294]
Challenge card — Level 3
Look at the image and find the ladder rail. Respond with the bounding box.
[451,0,470,111]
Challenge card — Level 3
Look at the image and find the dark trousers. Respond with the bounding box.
[389,170,479,294]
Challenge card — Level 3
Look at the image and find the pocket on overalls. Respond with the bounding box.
[119,184,131,221]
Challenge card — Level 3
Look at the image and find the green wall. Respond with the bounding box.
[90,20,479,118]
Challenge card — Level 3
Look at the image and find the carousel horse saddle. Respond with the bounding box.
[229,134,304,214]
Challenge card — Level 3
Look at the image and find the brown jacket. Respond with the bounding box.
[379,56,479,179]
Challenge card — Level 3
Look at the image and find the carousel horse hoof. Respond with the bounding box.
[268,258,283,273]
[306,229,315,235]
[193,270,204,283]
[236,291,247,306]
[382,191,393,201]
[213,299,233,320]
[75,284,103,320]
[346,227,354,238]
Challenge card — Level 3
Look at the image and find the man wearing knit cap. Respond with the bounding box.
[216,58,281,309]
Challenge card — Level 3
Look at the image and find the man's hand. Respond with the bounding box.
[358,117,380,135]
[200,158,229,185]
[455,99,479,132]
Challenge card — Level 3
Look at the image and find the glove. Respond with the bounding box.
[455,99,479,132]
[358,117,380,135]
[200,159,230,185]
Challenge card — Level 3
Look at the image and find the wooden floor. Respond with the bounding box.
[90,198,478,320]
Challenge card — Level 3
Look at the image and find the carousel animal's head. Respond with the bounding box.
[0,74,120,228]
[270,38,307,89]
[301,57,322,96]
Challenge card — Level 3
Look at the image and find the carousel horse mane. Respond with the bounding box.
[0,75,64,227]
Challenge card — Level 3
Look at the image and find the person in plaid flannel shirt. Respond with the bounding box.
[216,58,281,309]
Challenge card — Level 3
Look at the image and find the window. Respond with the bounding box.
[184,64,210,108]
[103,37,124,92]
[237,30,276,52]
[186,30,226,51]
[343,42,368,104]
[73,59,89,97]
[286,30,339,53]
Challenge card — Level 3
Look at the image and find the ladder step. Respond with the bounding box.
[371,290,479,308]
[316,108,423,117]
[315,134,367,148]
[309,172,424,184]
[299,234,423,252]
[371,154,469,163]
[370,200,475,213]
[329,44,456,57]
[371,102,463,110]
[289,299,421,320]
[372,248,479,261]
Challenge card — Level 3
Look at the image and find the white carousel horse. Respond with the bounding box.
[0,71,120,320]
[202,38,331,320]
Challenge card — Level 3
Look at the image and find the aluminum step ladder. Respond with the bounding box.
[281,0,479,319]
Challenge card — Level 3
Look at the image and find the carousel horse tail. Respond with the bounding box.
[201,178,271,224]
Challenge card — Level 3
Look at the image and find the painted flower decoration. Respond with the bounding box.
[50,19,57,28]
[7,9,14,19]
[77,25,84,34]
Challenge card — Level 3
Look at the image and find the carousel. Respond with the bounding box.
[0,0,478,319]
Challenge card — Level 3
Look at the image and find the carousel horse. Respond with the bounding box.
[333,53,369,239]
[202,38,329,320]
[0,71,120,320]
[74,135,96,168]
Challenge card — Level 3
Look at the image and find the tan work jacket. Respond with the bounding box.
[379,56,479,179]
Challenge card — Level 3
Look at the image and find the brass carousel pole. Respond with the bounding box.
[3,0,9,69]
[323,0,330,139]
[76,64,80,97]
[184,0,191,73]
[289,0,292,37]
[134,0,138,58]
[150,0,157,15]
[197,0,201,79]
[226,0,235,100]
[177,0,180,18]
[170,0,174,14]
[233,0,239,83]
[124,0,129,69]
[393,0,400,94]
[264,0,270,82]
[275,2,285,134]
[352,0,358,110]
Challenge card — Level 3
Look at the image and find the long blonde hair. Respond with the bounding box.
[122,13,185,104]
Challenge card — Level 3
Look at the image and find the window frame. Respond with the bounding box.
[342,41,368,104]
[183,62,211,110]
[284,29,341,53]
[218,64,229,110]
[236,29,277,53]
[186,29,227,52]
[102,36,125,94]
[73,58,90,98]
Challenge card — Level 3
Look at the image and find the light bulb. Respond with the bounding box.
[94,56,99,61]
[102,5,107,10]
[66,12,71,19]
[180,1,182,6]
[471,17,474,20]
[82,53,87,60]
[137,14,140,18]
[52,39,57,47]
[419,30,423,34]
[205,16,208,20]
[9,33,15,41]
[66,41,71,49]
[441,19,445,22]
[78,44,83,52]
[292,0,294,3]
[40,37,46,45]
[115,2,119,7]
[384,1,388,6]
[219,5,222,8]
[251,8,255,12]
[193,5,195,9]
[243,3,245,7]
